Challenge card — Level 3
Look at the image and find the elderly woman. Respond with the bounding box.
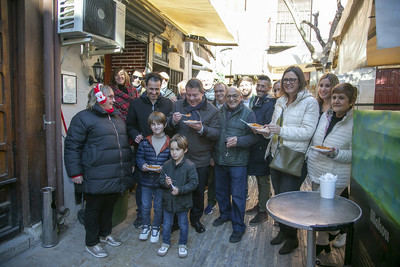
[64,84,133,258]
[316,73,339,115]
[307,83,357,255]
[257,66,319,254]
[110,68,139,121]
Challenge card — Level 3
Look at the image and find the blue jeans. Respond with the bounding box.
[215,164,247,233]
[162,210,189,245]
[141,186,163,227]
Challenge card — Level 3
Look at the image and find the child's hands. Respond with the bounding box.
[171,186,179,195]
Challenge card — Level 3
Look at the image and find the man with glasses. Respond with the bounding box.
[212,87,258,243]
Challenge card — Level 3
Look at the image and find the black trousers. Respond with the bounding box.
[270,162,307,240]
[84,193,119,246]
[190,166,209,224]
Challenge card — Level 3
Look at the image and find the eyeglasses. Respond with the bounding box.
[132,75,143,80]
[226,94,240,99]
[282,78,298,84]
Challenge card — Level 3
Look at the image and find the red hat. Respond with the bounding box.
[94,83,107,104]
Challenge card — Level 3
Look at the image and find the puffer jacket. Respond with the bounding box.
[64,104,133,194]
[159,157,198,213]
[266,90,319,157]
[307,109,353,189]
[136,135,170,188]
[248,95,276,176]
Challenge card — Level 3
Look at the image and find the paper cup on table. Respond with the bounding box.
[319,173,337,199]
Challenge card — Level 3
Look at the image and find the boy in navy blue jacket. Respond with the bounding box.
[136,111,170,243]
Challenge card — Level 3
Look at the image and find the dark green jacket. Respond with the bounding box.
[160,157,198,213]
[214,103,258,166]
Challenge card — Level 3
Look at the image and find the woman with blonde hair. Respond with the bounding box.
[316,73,339,114]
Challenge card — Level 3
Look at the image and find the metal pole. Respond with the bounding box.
[41,187,58,247]
[306,230,316,267]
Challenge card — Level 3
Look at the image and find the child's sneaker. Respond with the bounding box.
[150,226,160,243]
[157,243,170,256]
[139,225,150,240]
[178,244,188,258]
[204,204,215,215]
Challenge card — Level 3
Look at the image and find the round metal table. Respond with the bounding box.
[266,191,362,267]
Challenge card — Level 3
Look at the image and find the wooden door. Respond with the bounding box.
[374,68,400,110]
[0,0,19,241]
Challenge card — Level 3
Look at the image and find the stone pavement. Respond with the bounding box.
[1,177,345,267]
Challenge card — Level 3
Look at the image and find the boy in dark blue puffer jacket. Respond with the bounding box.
[136,112,170,243]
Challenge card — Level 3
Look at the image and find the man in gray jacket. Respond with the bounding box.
[170,78,220,233]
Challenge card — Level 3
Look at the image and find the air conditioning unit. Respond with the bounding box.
[58,0,125,50]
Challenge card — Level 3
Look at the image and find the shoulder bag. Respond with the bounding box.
[269,110,306,177]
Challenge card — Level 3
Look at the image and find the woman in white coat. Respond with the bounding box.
[257,66,319,255]
[307,83,357,255]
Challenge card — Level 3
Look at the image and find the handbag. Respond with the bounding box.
[269,144,305,177]
[269,110,306,177]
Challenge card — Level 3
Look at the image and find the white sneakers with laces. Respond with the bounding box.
[99,235,122,247]
[178,244,188,258]
[86,244,108,258]
[157,243,170,256]
[150,227,160,243]
[139,225,151,240]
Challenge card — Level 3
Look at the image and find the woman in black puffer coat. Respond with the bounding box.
[64,84,133,258]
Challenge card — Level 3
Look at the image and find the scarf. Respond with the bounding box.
[183,96,207,121]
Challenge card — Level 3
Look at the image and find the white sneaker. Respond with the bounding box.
[157,243,170,256]
[333,233,347,248]
[100,235,122,247]
[86,244,108,258]
[178,244,188,258]
[139,225,150,241]
[150,227,160,243]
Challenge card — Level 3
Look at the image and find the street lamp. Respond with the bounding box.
[89,58,104,85]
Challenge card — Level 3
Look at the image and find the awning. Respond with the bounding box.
[333,0,400,74]
[146,0,235,43]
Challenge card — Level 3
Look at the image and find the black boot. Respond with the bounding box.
[279,238,299,255]
[270,230,286,245]
[316,244,331,256]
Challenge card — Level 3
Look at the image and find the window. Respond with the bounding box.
[275,0,312,43]
[169,69,183,94]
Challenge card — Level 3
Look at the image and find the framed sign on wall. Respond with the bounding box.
[62,73,77,104]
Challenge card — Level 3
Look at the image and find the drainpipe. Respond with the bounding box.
[43,0,56,189]
[54,0,65,209]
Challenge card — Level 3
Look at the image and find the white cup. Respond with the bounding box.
[319,175,337,199]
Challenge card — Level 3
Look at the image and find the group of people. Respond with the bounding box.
[64,65,357,259]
